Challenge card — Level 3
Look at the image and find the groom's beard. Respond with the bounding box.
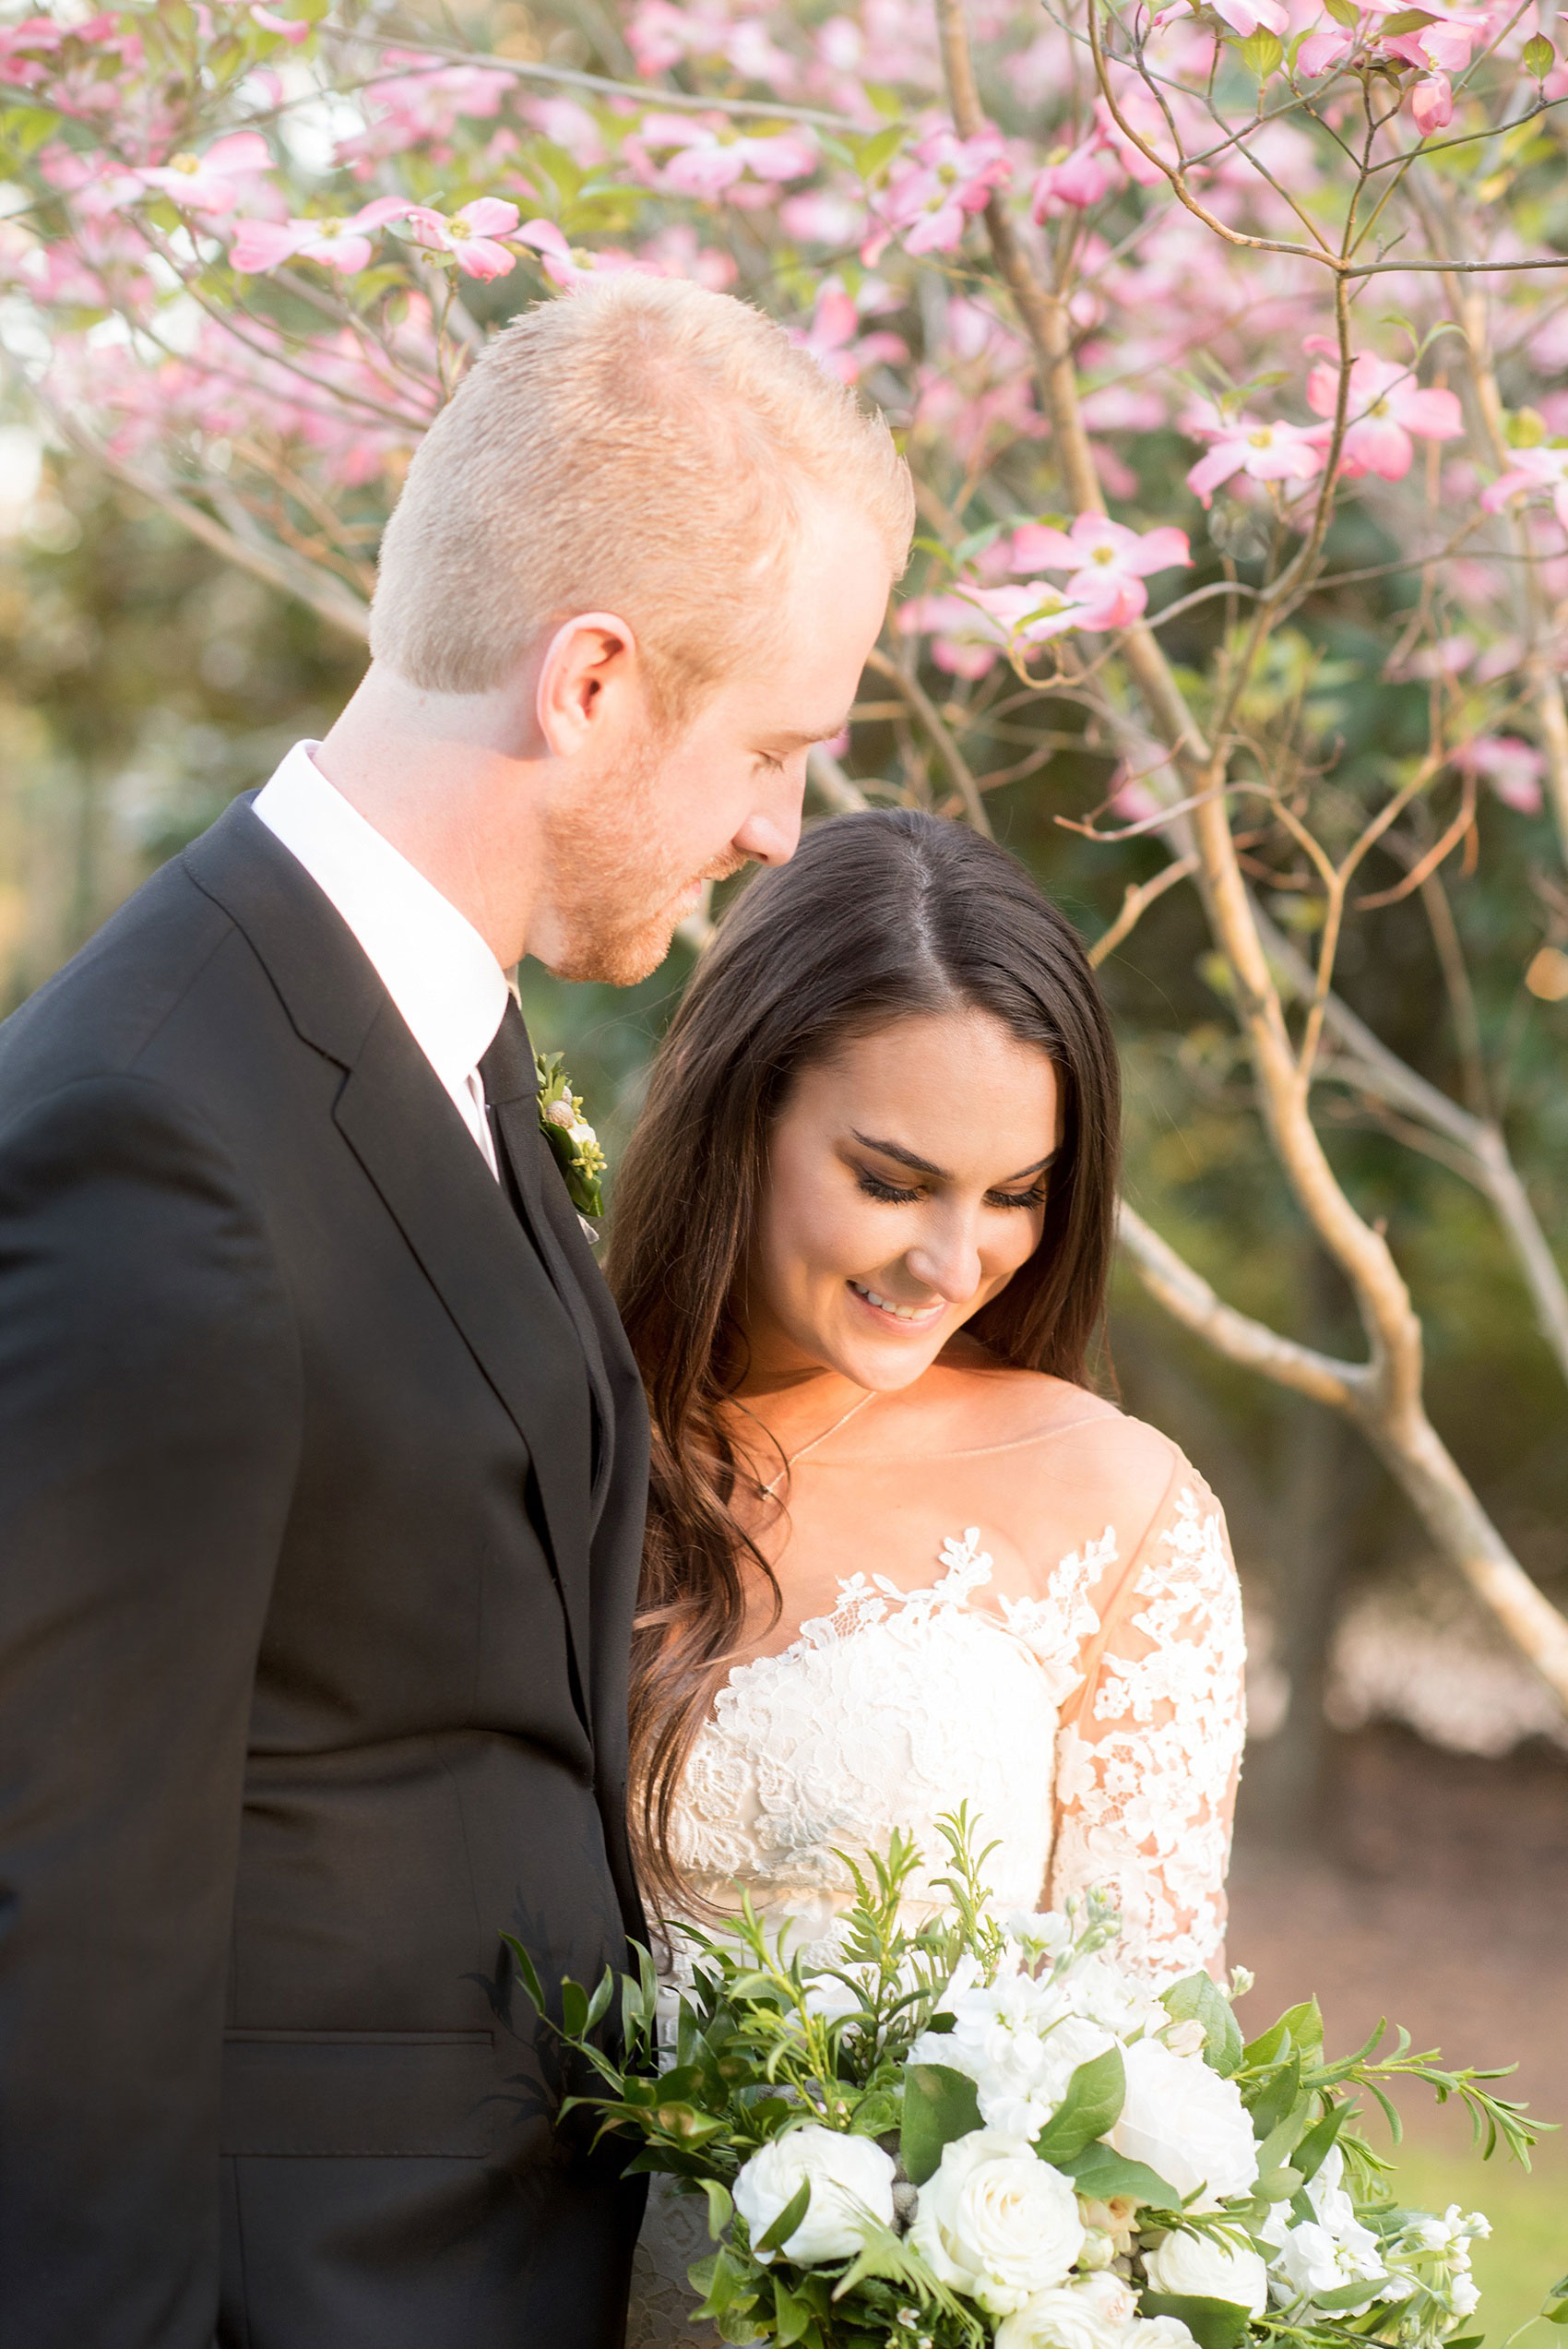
[541,739,742,985]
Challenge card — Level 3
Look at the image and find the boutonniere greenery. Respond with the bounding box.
[535,1050,607,1221]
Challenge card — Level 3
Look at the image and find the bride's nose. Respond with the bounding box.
[904,1213,983,1304]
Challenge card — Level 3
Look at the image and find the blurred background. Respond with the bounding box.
[2,411,1563,2319]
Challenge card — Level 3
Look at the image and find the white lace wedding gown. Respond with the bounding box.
[624,1375,1246,2349]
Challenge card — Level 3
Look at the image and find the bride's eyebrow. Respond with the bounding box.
[850,1131,1060,1184]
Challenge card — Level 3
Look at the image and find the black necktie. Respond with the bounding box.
[480,997,612,1497]
[478,996,543,1220]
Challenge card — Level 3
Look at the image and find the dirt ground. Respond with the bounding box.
[1227,1724,1568,2137]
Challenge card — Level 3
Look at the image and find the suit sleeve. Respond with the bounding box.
[0,1072,299,2347]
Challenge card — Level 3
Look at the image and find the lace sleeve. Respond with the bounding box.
[1047,1465,1246,1984]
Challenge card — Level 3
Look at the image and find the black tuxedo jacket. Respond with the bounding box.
[0,796,651,2348]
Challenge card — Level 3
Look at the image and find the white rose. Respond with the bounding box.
[1145,2228,1269,2314]
[994,2271,1134,2349]
[1111,2037,1258,2210]
[732,2125,897,2266]
[909,2130,1085,2315]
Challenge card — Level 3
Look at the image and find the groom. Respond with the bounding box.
[0,277,909,2349]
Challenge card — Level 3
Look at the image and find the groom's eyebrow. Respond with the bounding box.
[761,713,853,751]
[852,1131,1060,1183]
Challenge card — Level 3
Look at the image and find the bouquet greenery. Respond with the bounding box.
[508,1816,1553,2349]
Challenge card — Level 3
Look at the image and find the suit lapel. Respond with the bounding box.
[184,797,598,1719]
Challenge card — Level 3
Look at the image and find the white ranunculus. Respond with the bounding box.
[909,2130,1086,2315]
[1111,2036,1258,2210]
[732,2125,896,2266]
[909,1975,1116,2140]
[1144,2227,1269,2314]
[993,2269,1134,2349]
[1123,2319,1199,2349]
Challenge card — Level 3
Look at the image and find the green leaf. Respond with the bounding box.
[954,520,1005,566]
[1237,26,1284,76]
[502,1934,546,2016]
[850,123,906,183]
[1061,2140,1182,2208]
[1246,2054,1302,2140]
[1140,2294,1253,2349]
[700,2179,734,2240]
[1275,1998,1325,2062]
[561,1977,588,2039]
[900,2063,983,2187]
[771,2277,814,2345]
[1324,0,1360,23]
[756,2179,812,2258]
[1544,2304,1568,2327]
[1292,2105,1348,2185]
[584,1966,614,2033]
[1035,2047,1127,2164]
[1163,1974,1244,2077]
[1524,30,1555,77]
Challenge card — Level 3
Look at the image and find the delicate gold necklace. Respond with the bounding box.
[758,1387,878,1500]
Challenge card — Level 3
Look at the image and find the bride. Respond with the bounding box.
[605,807,1246,2348]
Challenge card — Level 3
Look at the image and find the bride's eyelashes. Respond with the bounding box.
[855,1169,922,1206]
[852,1167,1048,1211]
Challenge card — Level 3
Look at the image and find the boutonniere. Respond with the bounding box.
[535,1050,607,1221]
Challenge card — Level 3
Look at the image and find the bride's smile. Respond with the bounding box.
[742,1008,1063,1395]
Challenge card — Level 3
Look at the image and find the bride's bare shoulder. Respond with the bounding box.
[922,1345,1186,1520]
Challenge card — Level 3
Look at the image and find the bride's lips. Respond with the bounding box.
[847,1277,946,1332]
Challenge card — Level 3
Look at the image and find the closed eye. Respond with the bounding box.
[857,1171,922,1205]
[987,1183,1050,1210]
[856,1171,1049,1210]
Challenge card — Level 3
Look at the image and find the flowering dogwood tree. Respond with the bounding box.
[4,0,1568,1701]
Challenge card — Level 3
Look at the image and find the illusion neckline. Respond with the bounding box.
[769,1410,1115,1470]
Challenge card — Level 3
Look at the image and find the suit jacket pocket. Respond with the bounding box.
[220,2027,533,2160]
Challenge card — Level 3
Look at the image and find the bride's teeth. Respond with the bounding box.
[851,1279,932,1322]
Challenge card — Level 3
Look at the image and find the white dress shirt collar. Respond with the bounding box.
[252,742,510,1172]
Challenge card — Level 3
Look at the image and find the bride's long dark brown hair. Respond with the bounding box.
[607,809,1121,1912]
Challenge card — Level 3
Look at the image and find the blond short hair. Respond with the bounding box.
[370,275,914,712]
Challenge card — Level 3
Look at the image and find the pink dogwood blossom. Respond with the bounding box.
[1455,734,1545,813]
[1481,444,1568,528]
[399,198,523,280]
[1010,511,1192,627]
[632,118,817,199]
[231,198,411,277]
[1304,347,1464,480]
[863,125,1010,264]
[1186,409,1325,507]
[793,282,909,383]
[1153,0,1288,35]
[135,132,272,216]
[1411,73,1455,130]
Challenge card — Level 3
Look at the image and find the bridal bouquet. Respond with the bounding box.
[510,1816,1546,2349]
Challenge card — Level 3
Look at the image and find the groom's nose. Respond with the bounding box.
[733,768,805,867]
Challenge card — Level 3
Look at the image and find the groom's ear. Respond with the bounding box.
[534,611,642,755]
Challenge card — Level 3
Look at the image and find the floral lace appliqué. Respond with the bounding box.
[1050,1485,1246,1984]
[661,1478,1243,1995]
